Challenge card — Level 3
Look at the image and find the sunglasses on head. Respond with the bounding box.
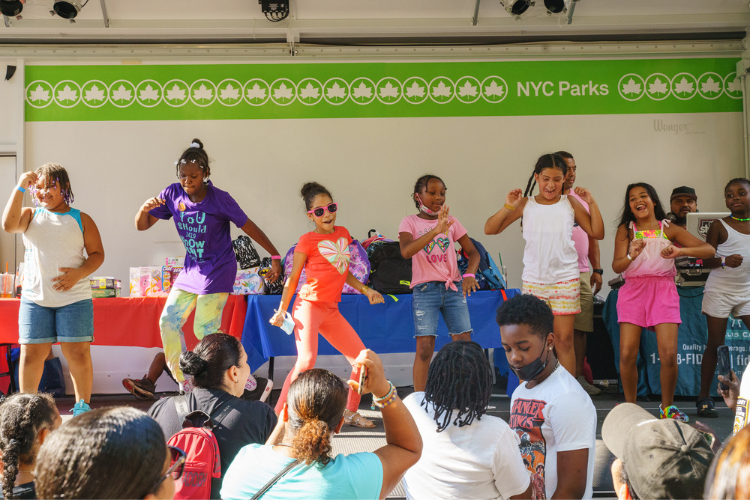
[151,446,186,493]
[308,203,338,218]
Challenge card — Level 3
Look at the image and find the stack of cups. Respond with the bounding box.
[0,273,13,298]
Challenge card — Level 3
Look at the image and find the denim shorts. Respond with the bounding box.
[18,297,94,344]
[412,281,473,337]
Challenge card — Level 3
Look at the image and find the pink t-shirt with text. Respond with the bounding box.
[568,190,590,273]
[398,215,467,291]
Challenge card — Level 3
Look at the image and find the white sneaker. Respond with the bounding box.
[179,376,194,394]
[576,375,602,395]
[245,374,258,392]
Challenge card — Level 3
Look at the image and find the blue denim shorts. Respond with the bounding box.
[412,281,473,337]
[18,297,94,344]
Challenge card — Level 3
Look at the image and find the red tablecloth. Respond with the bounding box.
[0,296,247,350]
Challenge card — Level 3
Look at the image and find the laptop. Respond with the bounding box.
[676,212,727,286]
[686,212,730,241]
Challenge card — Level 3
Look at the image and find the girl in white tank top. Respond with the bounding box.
[484,153,604,377]
[1,163,104,417]
[698,178,750,418]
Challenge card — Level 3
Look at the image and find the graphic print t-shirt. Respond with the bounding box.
[296,226,352,303]
[509,366,596,500]
[149,181,248,295]
[398,215,467,290]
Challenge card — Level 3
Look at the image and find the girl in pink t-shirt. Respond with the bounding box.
[270,182,384,428]
[399,175,480,391]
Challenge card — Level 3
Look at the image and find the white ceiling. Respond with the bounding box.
[2,0,750,43]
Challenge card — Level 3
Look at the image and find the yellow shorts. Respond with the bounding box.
[522,278,581,316]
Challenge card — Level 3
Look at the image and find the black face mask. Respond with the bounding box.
[510,341,551,381]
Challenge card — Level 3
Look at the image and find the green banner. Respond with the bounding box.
[25,58,742,121]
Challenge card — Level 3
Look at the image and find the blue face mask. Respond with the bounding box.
[275,310,295,335]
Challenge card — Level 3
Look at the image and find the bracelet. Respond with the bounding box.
[462,273,475,279]
[721,256,726,269]
[360,285,369,294]
[371,382,397,409]
[503,203,516,211]
[16,185,25,193]
[626,254,633,261]
[271,255,281,260]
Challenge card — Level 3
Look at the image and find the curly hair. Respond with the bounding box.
[412,175,446,210]
[287,369,348,465]
[496,294,554,340]
[34,163,74,206]
[422,341,493,432]
[0,393,57,500]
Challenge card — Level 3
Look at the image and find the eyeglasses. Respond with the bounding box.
[151,446,186,493]
[308,203,338,218]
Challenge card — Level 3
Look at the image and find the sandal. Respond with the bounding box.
[696,398,718,418]
[343,409,376,428]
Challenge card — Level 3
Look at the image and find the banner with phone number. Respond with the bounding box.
[604,286,748,397]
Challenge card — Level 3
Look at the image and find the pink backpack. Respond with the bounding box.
[167,396,233,500]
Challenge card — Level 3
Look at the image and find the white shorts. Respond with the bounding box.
[702,290,750,318]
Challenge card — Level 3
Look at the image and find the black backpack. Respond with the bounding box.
[367,241,412,295]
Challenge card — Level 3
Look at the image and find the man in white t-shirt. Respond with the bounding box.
[497,294,597,500]
[402,341,532,500]
[556,150,602,396]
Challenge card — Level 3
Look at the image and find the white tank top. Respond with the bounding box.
[705,219,750,294]
[22,208,92,307]
[522,195,579,284]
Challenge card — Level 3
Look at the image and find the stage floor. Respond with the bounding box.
[56,386,735,500]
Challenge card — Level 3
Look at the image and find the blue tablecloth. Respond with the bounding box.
[242,289,520,371]
[603,286,750,397]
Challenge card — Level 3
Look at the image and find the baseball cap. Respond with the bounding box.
[671,186,697,202]
[602,403,714,500]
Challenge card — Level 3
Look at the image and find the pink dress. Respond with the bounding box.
[617,220,681,329]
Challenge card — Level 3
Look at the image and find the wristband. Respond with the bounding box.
[721,256,726,269]
[462,273,475,279]
[271,255,281,260]
[371,382,397,409]
[504,203,516,211]
[626,254,633,261]
[593,269,603,275]
[16,185,25,193]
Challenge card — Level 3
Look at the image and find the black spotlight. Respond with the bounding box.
[509,0,532,16]
[5,65,16,81]
[0,0,23,17]
[53,0,81,19]
[544,0,565,13]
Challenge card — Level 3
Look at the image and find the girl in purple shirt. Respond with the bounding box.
[135,139,283,392]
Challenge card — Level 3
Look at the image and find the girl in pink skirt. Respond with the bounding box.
[613,182,713,421]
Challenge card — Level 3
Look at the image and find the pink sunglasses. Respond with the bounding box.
[308,203,338,217]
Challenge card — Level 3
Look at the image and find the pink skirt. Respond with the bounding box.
[617,275,681,331]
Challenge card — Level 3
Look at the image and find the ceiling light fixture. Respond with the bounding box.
[0,0,23,18]
[258,0,289,22]
[53,0,88,19]
[544,0,565,13]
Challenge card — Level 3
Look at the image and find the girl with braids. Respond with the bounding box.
[484,153,604,376]
[136,138,283,393]
[2,163,104,416]
[613,182,713,422]
[402,341,532,500]
[222,350,422,500]
[270,182,384,428]
[399,174,480,392]
[0,393,61,499]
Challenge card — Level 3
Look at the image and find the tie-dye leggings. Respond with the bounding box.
[159,287,229,383]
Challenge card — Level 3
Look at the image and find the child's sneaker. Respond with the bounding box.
[122,374,156,400]
[660,404,689,422]
[242,377,273,403]
[71,400,91,417]
[179,377,194,395]
[245,374,258,392]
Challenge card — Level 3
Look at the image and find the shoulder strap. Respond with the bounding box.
[210,401,234,425]
[174,395,190,422]
[250,459,300,500]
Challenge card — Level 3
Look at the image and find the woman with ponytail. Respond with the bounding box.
[148,334,277,499]
[484,153,604,376]
[221,349,422,500]
[0,393,61,499]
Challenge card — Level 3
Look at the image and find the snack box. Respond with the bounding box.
[129,267,169,297]
[166,256,185,268]
[146,266,164,297]
[162,267,172,294]
[129,267,141,296]
[92,288,121,298]
[90,277,121,290]
[232,268,265,295]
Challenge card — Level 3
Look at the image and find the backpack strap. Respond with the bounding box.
[210,402,234,426]
[174,395,190,422]
[250,459,300,500]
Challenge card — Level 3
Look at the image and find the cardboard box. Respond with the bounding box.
[92,288,121,298]
[166,256,185,268]
[232,268,265,295]
[146,266,164,297]
[90,277,121,290]
[162,267,172,294]
[130,267,142,297]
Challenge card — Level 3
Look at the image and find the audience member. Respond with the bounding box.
[602,403,713,500]
[0,394,61,500]
[557,150,602,396]
[667,186,699,228]
[705,424,750,499]
[148,333,277,498]
[35,406,179,499]
[402,340,531,500]
[497,294,596,500]
[221,349,422,500]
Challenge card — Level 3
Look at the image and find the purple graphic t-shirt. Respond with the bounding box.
[149,181,248,295]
